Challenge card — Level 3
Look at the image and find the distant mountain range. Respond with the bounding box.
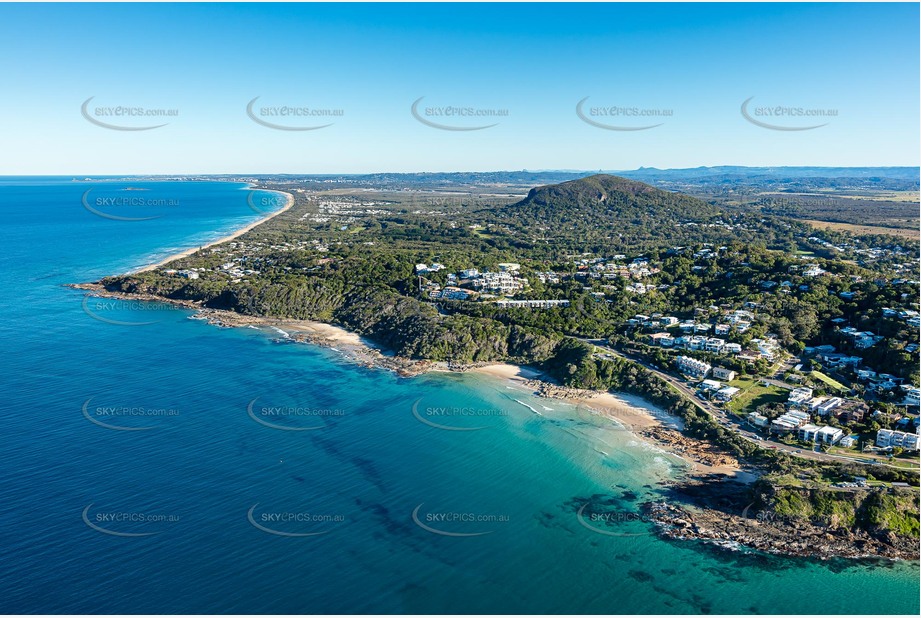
[614,166,919,181]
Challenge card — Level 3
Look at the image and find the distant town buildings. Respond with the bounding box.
[495,299,569,309]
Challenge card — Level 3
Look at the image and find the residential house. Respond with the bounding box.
[839,435,858,448]
[714,386,740,401]
[788,387,814,406]
[699,379,723,392]
[806,396,828,411]
[704,338,726,353]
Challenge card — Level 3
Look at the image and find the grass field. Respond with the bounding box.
[726,376,788,413]
[805,219,919,240]
[810,370,849,393]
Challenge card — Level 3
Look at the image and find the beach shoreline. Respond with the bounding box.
[71,277,749,482]
[469,363,749,480]
[77,261,753,483]
[72,178,752,499]
[131,186,294,274]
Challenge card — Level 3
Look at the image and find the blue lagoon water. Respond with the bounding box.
[0,179,917,614]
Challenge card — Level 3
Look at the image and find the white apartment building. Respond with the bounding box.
[676,356,712,377]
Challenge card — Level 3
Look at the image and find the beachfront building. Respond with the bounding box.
[839,435,858,448]
[798,424,822,442]
[806,396,828,411]
[771,410,810,433]
[714,386,740,402]
[415,263,445,274]
[704,338,726,353]
[801,425,844,445]
[751,338,780,360]
[535,272,561,284]
[472,271,526,294]
[876,429,920,451]
[699,379,723,391]
[676,356,711,378]
[817,426,844,445]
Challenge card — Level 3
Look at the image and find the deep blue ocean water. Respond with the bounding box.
[0,179,917,614]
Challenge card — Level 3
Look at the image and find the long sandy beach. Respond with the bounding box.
[132,186,294,274]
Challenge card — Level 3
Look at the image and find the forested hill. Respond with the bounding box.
[505,174,722,222]
[491,174,764,253]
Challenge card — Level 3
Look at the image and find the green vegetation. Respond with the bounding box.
[758,482,919,536]
[725,377,788,414]
[810,370,848,393]
[97,174,920,546]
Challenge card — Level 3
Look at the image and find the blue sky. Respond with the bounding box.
[0,2,917,174]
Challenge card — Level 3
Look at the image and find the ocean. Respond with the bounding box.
[0,179,917,614]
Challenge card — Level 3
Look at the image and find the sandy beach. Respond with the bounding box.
[73,270,752,482]
[132,187,294,274]
[80,231,749,484]
[277,319,368,346]
[472,363,675,430]
[471,363,750,480]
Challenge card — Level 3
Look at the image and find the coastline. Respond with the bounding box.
[469,363,750,480]
[69,195,915,562]
[131,186,294,274]
[71,286,919,560]
[71,276,752,482]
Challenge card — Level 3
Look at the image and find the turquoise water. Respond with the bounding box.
[0,179,917,614]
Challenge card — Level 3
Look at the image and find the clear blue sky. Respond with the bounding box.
[0,2,917,174]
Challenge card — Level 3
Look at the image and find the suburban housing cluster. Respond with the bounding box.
[417,262,573,308]
[641,309,778,361]
[744,385,920,452]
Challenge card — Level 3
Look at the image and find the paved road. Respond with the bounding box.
[579,338,914,470]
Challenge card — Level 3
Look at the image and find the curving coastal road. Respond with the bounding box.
[578,338,916,471]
